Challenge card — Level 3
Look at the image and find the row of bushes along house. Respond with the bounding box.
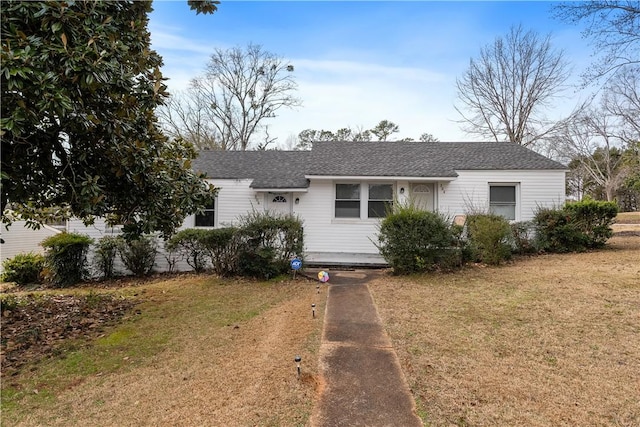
[1,199,618,286]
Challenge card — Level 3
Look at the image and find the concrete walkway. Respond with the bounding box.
[310,278,423,427]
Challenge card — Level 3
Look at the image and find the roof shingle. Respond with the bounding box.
[192,142,566,189]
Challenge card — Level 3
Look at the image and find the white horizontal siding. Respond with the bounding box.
[182,179,257,229]
[0,222,61,272]
[296,180,391,258]
[437,170,566,221]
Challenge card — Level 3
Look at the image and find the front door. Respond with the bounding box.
[411,183,434,211]
[266,192,292,216]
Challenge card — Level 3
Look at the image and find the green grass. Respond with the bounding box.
[1,275,299,424]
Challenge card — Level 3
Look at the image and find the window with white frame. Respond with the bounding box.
[195,199,216,227]
[335,184,360,218]
[368,184,393,218]
[489,184,517,220]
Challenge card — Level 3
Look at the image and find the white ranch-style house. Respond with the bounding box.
[186,141,567,265]
[1,141,567,270]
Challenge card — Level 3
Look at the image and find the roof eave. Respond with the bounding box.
[250,187,309,193]
[305,175,458,181]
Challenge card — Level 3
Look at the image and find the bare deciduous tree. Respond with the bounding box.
[554,107,628,201]
[159,89,220,149]
[158,43,300,150]
[601,65,640,142]
[553,1,640,85]
[455,25,571,146]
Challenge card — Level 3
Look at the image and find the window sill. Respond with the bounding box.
[331,218,384,225]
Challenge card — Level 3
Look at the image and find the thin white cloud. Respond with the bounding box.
[149,23,217,55]
[265,58,469,144]
[148,2,594,148]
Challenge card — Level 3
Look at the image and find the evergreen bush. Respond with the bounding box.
[235,211,304,279]
[533,207,589,253]
[201,227,240,276]
[41,233,93,286]
[533,199,617,253]
[166,229,210,273]
[564,198,618,248]
[376,204,458,274]
[1,252,45,285]
[93,236,122,279]
[119,235,157,276]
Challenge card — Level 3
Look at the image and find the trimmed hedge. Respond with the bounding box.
[376,204,460,274]
[166,212,304,279]
[41,233,93,286]
[119,236,157,277]
[534,199,618,253]
[1,252,45,285]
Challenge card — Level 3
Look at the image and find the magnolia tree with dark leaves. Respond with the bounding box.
[1,0,219,238]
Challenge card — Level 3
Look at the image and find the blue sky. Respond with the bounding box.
[148,1,593,147]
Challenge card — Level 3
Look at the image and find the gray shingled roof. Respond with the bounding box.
[306,141,566,176]
[192,142,566,189]
[192,150,310,189]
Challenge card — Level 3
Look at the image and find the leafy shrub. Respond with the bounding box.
[533,199,617,253]
[376,204,458,274]
[0,294,22,312]
[166,229,210,273]
[564,198,618,248]
[119,236,157,277]
[238,246,281,279]
[201,227,240,276]
[41,233,93,286]
[533,207,589,253]
[466,214,512,265]
[1,252,45,285]
[509,221,536,255]
[235,211,304,279]
[161,241,180,274]
[93,236,122,279]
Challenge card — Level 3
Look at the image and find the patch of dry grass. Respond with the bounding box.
[616,211,640,224]
[2,275,325,426]
[370,235,640,426]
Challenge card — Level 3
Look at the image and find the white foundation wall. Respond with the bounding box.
[437,170,566,221]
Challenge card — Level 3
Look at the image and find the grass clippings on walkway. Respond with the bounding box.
[370,235,640,426]
[2,275,325,427]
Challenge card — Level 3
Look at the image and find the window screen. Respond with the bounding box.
[335,184,360,218]
[489,185,516,220]
[368,184,393,218]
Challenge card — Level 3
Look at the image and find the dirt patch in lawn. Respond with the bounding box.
[369,234,640,426]
[1,293,137,376]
